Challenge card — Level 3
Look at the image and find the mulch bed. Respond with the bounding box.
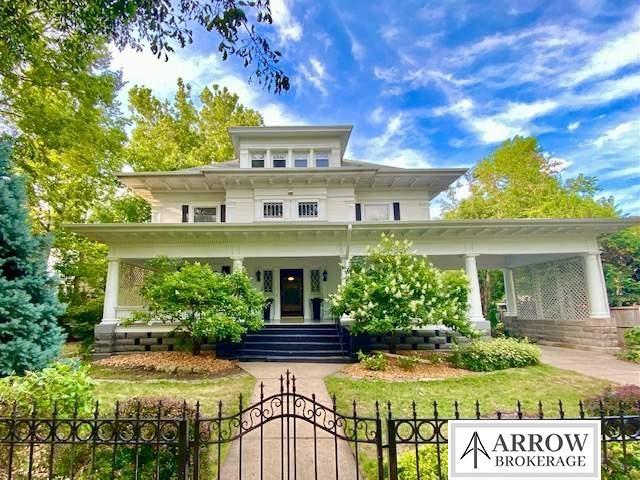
[341,354,471,381]
[94,352,240,377]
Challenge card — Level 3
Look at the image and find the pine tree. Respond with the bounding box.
[0,142,65,375]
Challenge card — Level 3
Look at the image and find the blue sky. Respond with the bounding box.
[110,0,640,216]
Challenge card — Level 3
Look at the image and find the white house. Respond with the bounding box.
[67,125,638,357]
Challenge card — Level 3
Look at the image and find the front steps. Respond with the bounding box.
[237,323,353,362]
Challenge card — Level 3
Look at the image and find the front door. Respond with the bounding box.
[280,269,304,317]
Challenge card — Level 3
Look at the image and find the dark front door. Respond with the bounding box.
[280,269,304,317]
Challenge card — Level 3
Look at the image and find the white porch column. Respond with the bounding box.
[583,252,610,319]
[503,268,518,317]
[340,256,351,285]
[102,257,120,324]
[464,254,489,330]
[231,256,245,273]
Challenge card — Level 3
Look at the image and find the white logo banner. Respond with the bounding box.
[448,420,601,479]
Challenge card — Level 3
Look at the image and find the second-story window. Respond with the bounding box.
[193,207,217,223]
[263,201,283,218]
[298,201,318,218]
[272,152,287,168]
[251,152,265,168]
[315,152,329,167]
[294,152,308,168]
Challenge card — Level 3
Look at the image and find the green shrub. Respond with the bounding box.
[0,360,95,416]
[397,354,419,371]
[618,326,640,363]
[357,351,388,371]
[451,338,540,372]
[602,442,640,480]
[397,445,448,480]
[584,384,640,416]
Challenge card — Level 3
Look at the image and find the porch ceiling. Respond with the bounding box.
[64,217,638,245]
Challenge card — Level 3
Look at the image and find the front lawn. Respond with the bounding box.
[326,364,610,418]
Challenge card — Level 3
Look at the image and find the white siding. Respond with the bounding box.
[355,189,430,221]
[151,192,225,223]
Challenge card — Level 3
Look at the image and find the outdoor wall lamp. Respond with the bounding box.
[322,269,328,282]
[255,270,261,282]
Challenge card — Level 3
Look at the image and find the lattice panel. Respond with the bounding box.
[513,257,590,321]
[263,270,273,293]
[310,269,321,293]
[118,263,150,307]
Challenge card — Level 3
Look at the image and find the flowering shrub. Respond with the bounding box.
[451,338,540,371]
[584,384,640,416]
[357,351,388,371]
[331,234,474,352]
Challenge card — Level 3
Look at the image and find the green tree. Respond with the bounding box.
[125,80,263,171]
[601,227,640,307]
[443,136,619,320]
[331,234,474,353]
[1,0,289,94]
[443,136,618,219]
[0,142,65,375]
[134,260,264,355]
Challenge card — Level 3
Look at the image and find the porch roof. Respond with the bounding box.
[65,217,639,244]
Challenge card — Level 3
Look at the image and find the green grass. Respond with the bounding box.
[327,364,611,480]
[91,367,256,416]
[326,364,610,418]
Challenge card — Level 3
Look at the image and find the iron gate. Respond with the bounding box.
[1,370,639,479]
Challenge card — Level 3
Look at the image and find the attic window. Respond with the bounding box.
[251,152,265,168]
[294,152,308,168]
[315,152,329,167]
[272,152,287,168]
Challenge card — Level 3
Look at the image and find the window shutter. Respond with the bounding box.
[355,203,362,221]
[181,205,189,223]
[393,202,401,221]
[220,204,226,223]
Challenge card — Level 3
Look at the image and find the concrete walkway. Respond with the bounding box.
[540,345,640,385]
[219,362,359,480]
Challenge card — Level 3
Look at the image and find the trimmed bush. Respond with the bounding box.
[397,354,419,371]
[451,338,540,372]
[397,445,448,480]
[357,351,388,371]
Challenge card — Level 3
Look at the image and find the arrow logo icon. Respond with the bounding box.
[460,431,491,469]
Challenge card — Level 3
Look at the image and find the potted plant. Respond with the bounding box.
[264,297,274,321]
[311,297,323,321]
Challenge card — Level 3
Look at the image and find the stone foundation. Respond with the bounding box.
[353,328,470,352]
[502,315,619,353]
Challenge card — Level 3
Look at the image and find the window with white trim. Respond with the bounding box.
[364,204,390,221]
[263,202,284,218]
[251,152,265,168]
[298,201,318,218]
[294,152,308,168]
[272,152,287,168]
[314,152,329,167]
[193,207,217,223]
[263,270,273,293]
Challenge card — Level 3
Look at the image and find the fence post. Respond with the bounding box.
[387,419,398,480]
[177,419,189,480]
[375,417,384,480]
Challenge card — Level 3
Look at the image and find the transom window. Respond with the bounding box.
[272,152,287,168]
[315,152,329,168]
[193,207,216,223]
[298,201,318,218]
[251,152,265,168]
[263,202,283,218]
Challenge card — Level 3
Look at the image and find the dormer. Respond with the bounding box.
[228,125,352,169]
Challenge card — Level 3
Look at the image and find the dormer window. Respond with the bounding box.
[272,152,287,168]
[294,152,308,168]
[193,207,217,223]
[251,152,265,168]
[315,152,329,168]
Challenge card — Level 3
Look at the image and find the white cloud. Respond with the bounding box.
[562,29,640,86]
[347,30,365,63]
[568,121,580,131]
[269,0,302,42]
[381,24,400,43]
[591,120,638,148]
[369,106,385,124]
[110,45,304,128]
[298,57,329,96]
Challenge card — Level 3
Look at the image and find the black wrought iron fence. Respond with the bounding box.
[1,371,638,480]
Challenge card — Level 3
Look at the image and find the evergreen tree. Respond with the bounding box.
[0,142,65,375]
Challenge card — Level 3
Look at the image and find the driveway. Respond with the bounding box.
[540,345,640,385]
